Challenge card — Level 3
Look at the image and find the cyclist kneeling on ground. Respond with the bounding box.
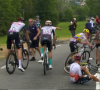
[40,20,56,69]
[70,54,99,84]
[69,29,92,53]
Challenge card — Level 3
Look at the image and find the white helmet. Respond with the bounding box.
[45,20,52,26]
[91,17,94,20]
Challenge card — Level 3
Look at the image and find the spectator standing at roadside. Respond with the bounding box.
[70,18,77,37]
[27,18,41,61]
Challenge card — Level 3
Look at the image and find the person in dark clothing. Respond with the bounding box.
[85,19,92,41]
[27,18,41,61]
[85,19,92,33]
[70,18,77,37]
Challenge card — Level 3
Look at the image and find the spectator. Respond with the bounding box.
[27,18,41,61]
[70,18,77,37]
[90,17,94,27]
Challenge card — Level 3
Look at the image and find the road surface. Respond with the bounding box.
[0,43,99,89]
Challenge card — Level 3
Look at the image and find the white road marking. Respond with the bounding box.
[1,65,6,69]
[96,68,100,89]
[56,45,61,47]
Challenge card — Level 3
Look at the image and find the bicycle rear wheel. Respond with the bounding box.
[43,53,47,75]
[64,52,77,74]
[22,49,29,69]
[6,52,16,74]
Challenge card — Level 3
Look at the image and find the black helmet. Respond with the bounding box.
[36,15,39,18]
[18,17,24,21]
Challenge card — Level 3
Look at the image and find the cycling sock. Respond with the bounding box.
[49,58,52,65]
[19,60,22,67]
[40,48,43,57]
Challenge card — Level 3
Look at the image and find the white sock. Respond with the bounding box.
[41,53,43,57]
[19,60,22,67]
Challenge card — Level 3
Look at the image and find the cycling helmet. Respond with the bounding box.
[36,15,39,18]
[45,20,52,26]
[74,54,81,60]
[91,17,94,20]
[83,29,89,34]
[18,17,24,21]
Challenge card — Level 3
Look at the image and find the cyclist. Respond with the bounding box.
[40,20,61,69]
[69,29,92,53]
[95,16,100,65]
[70,54,99,84]
[6,17,28,72]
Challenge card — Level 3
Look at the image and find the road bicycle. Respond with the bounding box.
[6,38,29,74]
[64,44,92,73]
[43,42,56,75]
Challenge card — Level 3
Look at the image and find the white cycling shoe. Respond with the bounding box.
[18,67,25,72]
[49,65,53,69]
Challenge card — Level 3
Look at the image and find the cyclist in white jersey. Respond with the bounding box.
[70,54,100,84]
[40,20,61,69]
[6,17,27,72]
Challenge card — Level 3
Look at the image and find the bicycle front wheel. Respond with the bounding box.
[6,52,16,74]
[22,49,29,69]
[43,53,47,75]
[64,52,77,74]
[81,51,90,63]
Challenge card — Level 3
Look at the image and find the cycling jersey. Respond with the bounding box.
[36,20,41,28]
[9,22,25,32]
[70,63,82,82]
[70,33,86,42]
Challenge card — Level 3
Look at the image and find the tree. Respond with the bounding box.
[36,0,59,26]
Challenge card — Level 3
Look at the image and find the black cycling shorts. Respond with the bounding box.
[7,32,21,49]
[30,37,39,48]
[75,76,91,84]
[69,42,77,53]
[41,40,52,52]
[96,44,100,48]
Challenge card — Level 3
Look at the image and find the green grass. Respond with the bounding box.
[56,21,86,38]
[0,21,87,44]
[0,35,7,45]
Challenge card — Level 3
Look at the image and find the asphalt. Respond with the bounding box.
[0,43,98,89]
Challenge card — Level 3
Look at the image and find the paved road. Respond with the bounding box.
[0,43,98,89]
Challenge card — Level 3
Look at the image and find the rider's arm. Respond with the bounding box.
[35,27,40,37]
[56,27,62,30]
[52,30,56,45]
[23,26,30,41]
[78,66,84,78]
[85,39,91,46]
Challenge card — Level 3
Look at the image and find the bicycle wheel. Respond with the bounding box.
[81,51,90,63]
[6,52,16,74]
[22,49,29,69]
[64,52,77,74]
[43,53,47,75]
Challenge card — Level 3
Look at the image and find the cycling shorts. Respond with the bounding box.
[69,42,77,52]
[75,76,91,84]
[7,32,21,49]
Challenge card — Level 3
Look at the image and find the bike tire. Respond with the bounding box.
[64,52,77,74]
[43,53,47,75]
[81,51,90,63]
[22,49,29,69]
[6,52,16,74]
